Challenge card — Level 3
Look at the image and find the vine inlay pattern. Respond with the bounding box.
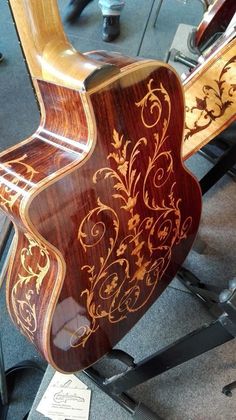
[185,55,236,141]
[11,233,50,341]
[71,79,193,348]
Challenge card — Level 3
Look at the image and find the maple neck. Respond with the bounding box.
[9,0,119,90]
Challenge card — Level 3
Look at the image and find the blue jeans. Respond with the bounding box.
[98,0,125,15]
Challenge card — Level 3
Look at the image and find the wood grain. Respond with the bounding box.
[0,62,201,372]
[0,0,202,372]
[9,0,119,89]
[183,28,236,160]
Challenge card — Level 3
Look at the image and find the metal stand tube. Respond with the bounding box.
[0,335,8,406]
[101,320,233,395]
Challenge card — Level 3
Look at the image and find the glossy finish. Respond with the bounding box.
[9,0,119,89]
[183,27,236,160]
[0,1,202,372]
[194,0,236,49]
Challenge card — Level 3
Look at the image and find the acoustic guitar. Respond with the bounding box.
[183,25,236,159]
[0,0,201,373]
[192,0,236,51]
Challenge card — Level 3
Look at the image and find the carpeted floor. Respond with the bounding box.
[0,1,236,419]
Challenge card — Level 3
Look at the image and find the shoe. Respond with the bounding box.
[65,0,93,24]
[102,15,120,42]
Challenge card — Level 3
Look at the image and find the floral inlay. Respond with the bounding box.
[185,55,236,141]
[71,79,192,348]
[11,233,50,341]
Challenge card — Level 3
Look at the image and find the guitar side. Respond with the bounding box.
[1,79,93,362]
[0,0,202,372]
[1,58,201,372]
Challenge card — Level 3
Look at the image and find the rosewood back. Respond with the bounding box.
[0,0,201,372]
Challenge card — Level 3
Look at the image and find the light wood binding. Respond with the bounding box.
[183,26,236,159]
[0,0,202,372]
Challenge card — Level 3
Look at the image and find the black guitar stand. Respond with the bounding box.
[85,318,234,419]
[222,379,236,397]
[0,336,45,420]
[84,271,236,419]
[199,123,236,186]
[83,134,236,419]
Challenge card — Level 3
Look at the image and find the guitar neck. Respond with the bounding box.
[183,28,236,160]
[9,0,119,90]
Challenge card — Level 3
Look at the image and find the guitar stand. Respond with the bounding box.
[168,48,198,69]
[0,316,45,419]
[222,380,236,397]
[0,333,45,420]
[199,128,236,195]
[83,139,236,418]
[0,335,8,406]
[84,275,235,419]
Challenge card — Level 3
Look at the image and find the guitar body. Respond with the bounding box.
[195,0,235,49]
[1,1,201,373]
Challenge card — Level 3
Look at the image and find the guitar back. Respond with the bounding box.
[1,2,201,372]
